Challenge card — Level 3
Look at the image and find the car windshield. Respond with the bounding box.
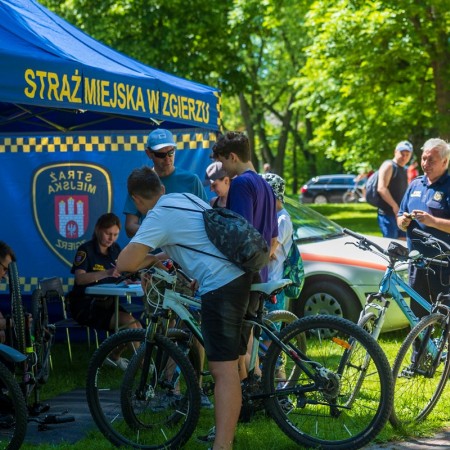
[284,197,344,243]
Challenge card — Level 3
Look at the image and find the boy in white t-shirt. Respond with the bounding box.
[116,166,252,450]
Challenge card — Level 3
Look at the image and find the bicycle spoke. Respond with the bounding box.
[263,315,393,449]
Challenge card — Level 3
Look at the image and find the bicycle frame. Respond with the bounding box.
[142,279,321,401]
[364,263,433,342]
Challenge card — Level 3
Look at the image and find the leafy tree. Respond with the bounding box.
[295,0,450,170]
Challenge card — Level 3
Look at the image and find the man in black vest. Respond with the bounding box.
[377,140,413,238]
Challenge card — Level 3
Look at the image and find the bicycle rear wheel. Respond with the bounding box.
[263,315,393,450]
[390,313,450,428]
[0,360,28,450]
[86,328,201,449]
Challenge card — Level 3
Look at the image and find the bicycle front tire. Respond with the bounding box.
[86,328,201,449]
[0,360,28,450]
[390,313,450,427]
[263,315,393,450]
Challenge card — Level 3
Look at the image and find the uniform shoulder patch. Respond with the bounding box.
[74,251,87,266]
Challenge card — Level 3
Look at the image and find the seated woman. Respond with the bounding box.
[68,213,142,368]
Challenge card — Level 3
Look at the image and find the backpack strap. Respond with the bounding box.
[159,195,231,264]
[175,243,229,262]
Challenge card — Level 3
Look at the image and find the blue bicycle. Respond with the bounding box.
[344,227,450,427]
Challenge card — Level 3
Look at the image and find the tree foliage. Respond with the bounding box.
[295,0,450,170]
[39,0,450,187]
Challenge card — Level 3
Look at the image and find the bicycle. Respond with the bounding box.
[0,344,28,450]
[4,262,74,425]
[343,227,450,427]
[343,184,365,203]
[86,264,393,450]
[86,268,301,448]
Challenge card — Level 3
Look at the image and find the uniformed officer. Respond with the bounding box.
[398,138,450,317]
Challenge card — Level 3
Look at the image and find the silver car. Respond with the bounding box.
[284,198,409,332]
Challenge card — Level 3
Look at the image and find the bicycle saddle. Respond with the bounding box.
[251,279,292,296]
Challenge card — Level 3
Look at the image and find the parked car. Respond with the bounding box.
[299,174,356,204]
[284,197,408,332]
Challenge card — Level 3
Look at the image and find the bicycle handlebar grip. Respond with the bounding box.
[426,257,449,267]
[343,228,364,240]
[412,228,432,239]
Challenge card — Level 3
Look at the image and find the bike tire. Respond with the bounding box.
[0,360,28,450]
[390,313,450,428]
[119,334,201,449]
[86,328,201,449]
[30,289,52,385]
[8,262,25,355]
[262,315,393,450]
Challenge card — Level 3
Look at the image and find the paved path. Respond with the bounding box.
[364,429,450,449]
[25,389,94,445]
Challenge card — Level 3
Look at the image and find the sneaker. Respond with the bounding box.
[104,357,129,371]
[200,392,213,409]
[197,426,215,443]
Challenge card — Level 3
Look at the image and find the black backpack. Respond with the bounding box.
[365,162,397,209]
[162,194,270,273]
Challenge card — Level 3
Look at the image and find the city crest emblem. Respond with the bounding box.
[32,163,112,267]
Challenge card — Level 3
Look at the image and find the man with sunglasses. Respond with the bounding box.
[0,241,16,343]
[123,128,208,237]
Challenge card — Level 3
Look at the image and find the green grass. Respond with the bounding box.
[19,203,450,449]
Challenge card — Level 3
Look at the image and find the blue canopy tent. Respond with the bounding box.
[0,0,220,295]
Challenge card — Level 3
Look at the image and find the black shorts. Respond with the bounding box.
[201,273,253,362]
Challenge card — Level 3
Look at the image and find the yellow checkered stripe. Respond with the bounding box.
[0,278,74,295]
[0,129,218,153]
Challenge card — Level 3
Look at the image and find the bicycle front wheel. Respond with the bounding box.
[262,315,393,450]
[86,328,201,449]
[390,313,450,428]
[120,334,201,449]
[0,360,28,450]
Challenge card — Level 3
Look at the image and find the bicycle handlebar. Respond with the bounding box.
[343,228,387,255]
[412,228,450,252]
[344,228,449,267]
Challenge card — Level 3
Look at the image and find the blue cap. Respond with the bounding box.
[146,129,176,151]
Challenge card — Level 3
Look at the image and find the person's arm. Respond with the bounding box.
[116,242,156,273]
[377,162,399,214]
[411,210,450,234]
[74,266,121,285]
[125,213,141,238]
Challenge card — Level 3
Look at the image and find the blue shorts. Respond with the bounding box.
[377,212,406,239]
[201,273,253,361]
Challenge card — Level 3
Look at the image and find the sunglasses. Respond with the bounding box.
[151,149,175,159]
[0,261,8,271]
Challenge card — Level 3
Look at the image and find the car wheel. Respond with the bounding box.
[313,194,328,204]
[296,281,360,324]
